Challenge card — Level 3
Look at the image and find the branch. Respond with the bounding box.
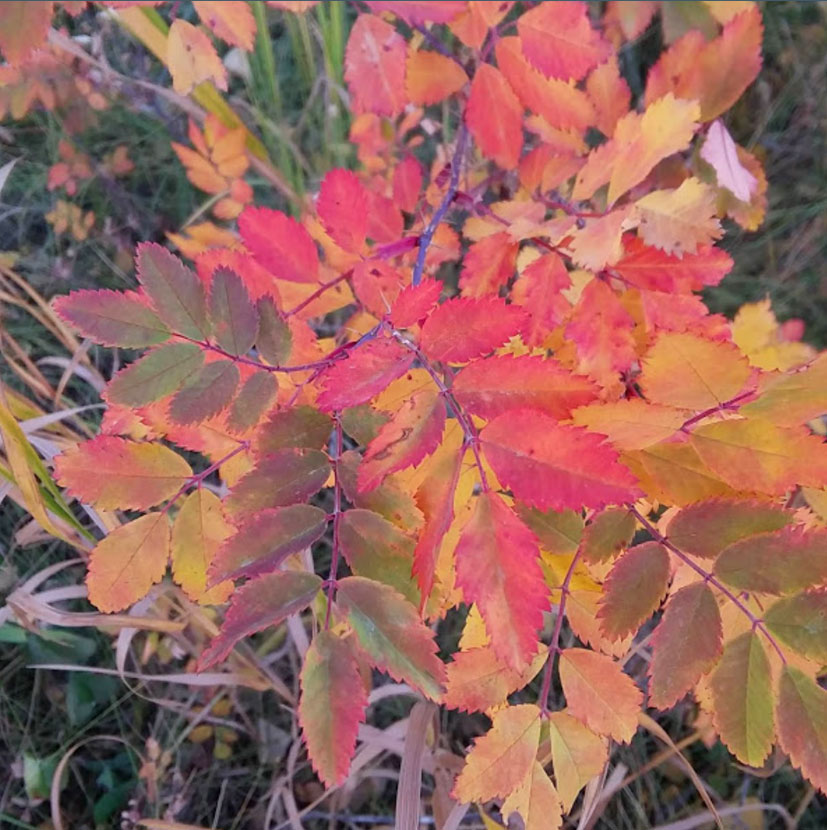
[284,271,352,319]
[679,390,756,431]
[627,505,787,665]
[539,550,581,715]
[411,125,468,287]
[324,412,344,629]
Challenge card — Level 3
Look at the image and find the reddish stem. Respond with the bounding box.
[539,550,581,715]
[324,413,344,629]
[679,390,756,431]
[285,271,352,319]
[627,505,787,665]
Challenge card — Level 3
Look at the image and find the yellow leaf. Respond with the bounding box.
[193,0,256,51]
[547,711,608,811]
[171,489,234,604]
[732,300,815,371]
[636,177,722,256]
[501,761,562,830]
[168,19,228,96]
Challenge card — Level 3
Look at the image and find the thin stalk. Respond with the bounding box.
[324,413,344,629]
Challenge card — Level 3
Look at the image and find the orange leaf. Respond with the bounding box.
[0,2,52,65]
[466,64,523,169]
[571,399,686,452]
[547,711,608,811]
[167,19,228,95]
[458,232,519,298]
[502,761,563,830]
[193,0,255,50]
[558,648,642,742]
[87,512,170,612]
[406,48,467,105]
[453,704,542,802]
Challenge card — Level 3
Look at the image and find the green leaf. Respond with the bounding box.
[256,296,292,365]
[169,359,240,424]
[53,289,170,347]
[764,591,827,663]
[224,448,330,519]
[227,372,278,434]
[253,406,332,454]
[199,570,322,668]
[579,508,636,563]
[776,666,827,793]
[106,342,204,407]
[208,504,328,584]
[209,267,258,355]
[136,242,210,339]
[514,504,583,557]
[709,631,774,767]
[299,631,367,787]
[336,575,445,700]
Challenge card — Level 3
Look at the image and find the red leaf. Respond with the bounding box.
[480,409,641,511]
[517,1,610,81]
[364,1,465,25]
[316,338,415,411]
[199,571,322,668]
[453,354,598,421]
[458,232,519,298]
[358,387,446,492]
[466,64,523,169]
[317,168,369,253]
[512,251,572,346]
[648,582,723,709]
[344,14,407,117]
[455,492,548,670]
[419,297,528,364]
[299,631,367,787]
[392,155,423,214]
[238,206,319,284]
[389,279,442,328]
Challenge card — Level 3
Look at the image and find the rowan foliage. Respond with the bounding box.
[6,0,826,825]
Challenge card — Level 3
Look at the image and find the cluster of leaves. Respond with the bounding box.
[34,1,827,826]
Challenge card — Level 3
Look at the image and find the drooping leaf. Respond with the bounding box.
[106,342,204,407]
[171,489,233,604]
[209,267,258,355]
[648,582,722,709]
[224,448,329,518]
[764,591,827,663]
[53,289,170,348]
[227,372,278,434]
[639,332,750,411]
[709,631,774,767]
[701,119,758,202]
[339,509,419,606]
[168,360,240,424]
[454,492,548,671]
[453,704,542,803]
[547,711,608,811]
[559,649,642,743]
[136,242,210,340]
[256,296,293,365]
[419,297,529,364]
[714,526,827,596]
[597,542,670,640]
[55,436,192,511]
[208,504,328,584]
[578,508,636,564]
[480,409,641,511]
[690,418,827,496]
[199,570,322,669]
[453,355,598,421]
[299,631,367,788]
[517,2,610,81]
[776,666,827,793]
[466,64,523,169]
[336,576,445,700]
[344,14,407,117]
[316,339,414,411]
[239,207,319,284]
[358,387,446,492]
[502,761,563,830]
[86,512,170,613]
[443,646,545,714]
[666,499,793,559]
[317,168,368,253]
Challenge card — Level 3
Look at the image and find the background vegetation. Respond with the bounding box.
[0,2,825,828]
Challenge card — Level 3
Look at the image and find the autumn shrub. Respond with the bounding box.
[2,2,827,828]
